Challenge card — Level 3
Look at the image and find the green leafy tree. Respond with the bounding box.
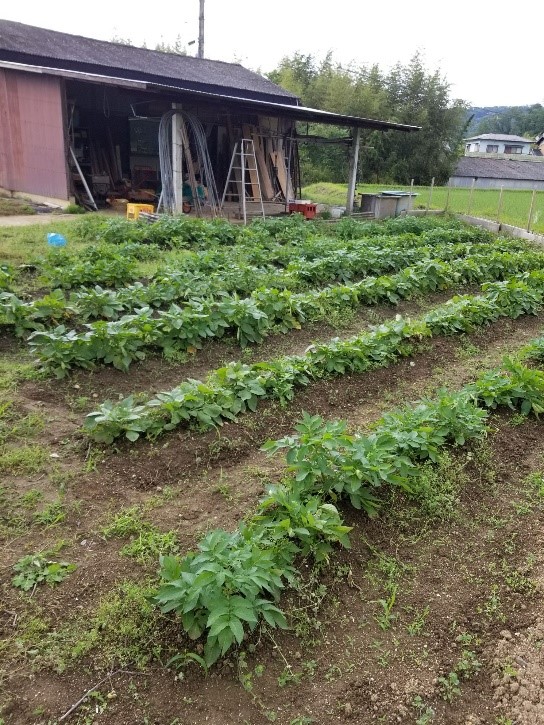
[268,51,469,185]
[476,104,544,138]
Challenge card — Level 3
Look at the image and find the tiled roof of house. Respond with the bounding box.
[452,156,544,181]
[464,133,534,143]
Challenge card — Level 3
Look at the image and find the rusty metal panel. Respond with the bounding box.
[0,68,68,199]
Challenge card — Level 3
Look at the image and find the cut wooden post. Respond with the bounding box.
[426,177,435,214]
[527,188,537,232]
[270,140,290,198]
[346,127,361,214]
[171,106,184,213]
[467,177,475,216]
[497,186,504,223]
[178,115,203,217]
[251,130,274,200]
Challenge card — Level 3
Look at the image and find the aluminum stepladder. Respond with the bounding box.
[220,139,265,223]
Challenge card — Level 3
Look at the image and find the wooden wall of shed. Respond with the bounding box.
[0,68,69,200]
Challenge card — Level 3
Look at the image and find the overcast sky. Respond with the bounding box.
[2,1,540,108]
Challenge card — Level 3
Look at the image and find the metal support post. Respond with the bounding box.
[198,0,205,58]
[70,147,97,210]
[445,184,451,213]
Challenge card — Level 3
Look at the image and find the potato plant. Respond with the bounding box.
[84,276,544,443]
[153,343,544,666]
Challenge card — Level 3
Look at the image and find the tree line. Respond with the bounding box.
[474,105,544,139]
[267,52,469,186]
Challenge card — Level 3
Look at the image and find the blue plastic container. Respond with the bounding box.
[47,233,67,247]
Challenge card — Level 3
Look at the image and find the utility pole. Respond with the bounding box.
[198,0,205,58]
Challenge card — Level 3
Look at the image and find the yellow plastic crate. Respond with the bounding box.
[126,203,154,220]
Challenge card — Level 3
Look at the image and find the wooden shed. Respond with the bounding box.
[0,20,419,215]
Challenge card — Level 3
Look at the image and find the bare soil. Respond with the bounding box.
[1,304,544,724]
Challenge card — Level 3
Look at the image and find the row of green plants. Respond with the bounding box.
[3,229,507,332]
[83,273,544,443]
[12,226,510,329]
[151,342,544,665]
[25,251,544,377]
[74,210,467,249]
[0,240,498,332]
[36,242,162,289]
[51,217,500,294]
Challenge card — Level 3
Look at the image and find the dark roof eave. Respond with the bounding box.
[0,58,420,132]
[145,81,420,132]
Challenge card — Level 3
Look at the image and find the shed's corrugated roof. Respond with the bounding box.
[465,133,534,143]
[0,19,297,103]
[452,156,544,181]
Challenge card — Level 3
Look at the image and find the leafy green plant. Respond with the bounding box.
[254,487,352,562]
[38,244,139,289]
[12,552,75,591]
[373,585,398,630]
[19,245,544,376]
[412,695,435,724]
[152,530,290,666]
[437,671,461,702]
[84,397,152,443]
[455,649,481,680]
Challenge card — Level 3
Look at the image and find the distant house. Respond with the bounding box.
[448,132,544,189]
[448,157,544,190]
[464,133,535,156]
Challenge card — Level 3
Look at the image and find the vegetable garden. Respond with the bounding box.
[1,214,544,724]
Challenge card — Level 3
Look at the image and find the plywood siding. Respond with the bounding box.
[0,69,68,199]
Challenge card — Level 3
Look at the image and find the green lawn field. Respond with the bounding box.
[302,182,544,234]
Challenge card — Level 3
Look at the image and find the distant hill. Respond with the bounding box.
[465,105,542,138]
[466,107,518,132]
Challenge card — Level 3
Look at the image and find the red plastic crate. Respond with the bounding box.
[289,202,317,220]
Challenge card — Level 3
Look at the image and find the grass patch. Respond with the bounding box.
[101,506,149,538]
[411,451,466,520]
[0,401,45,445]
[0,197,36,216]
[0,357,39,391]
[120,530,179,565]
[302,181,544,234]
[101,506,179,565]
[0,218,94,266]
[0,444,49,474]
[18,580,175,673]
[33,499,67,527]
